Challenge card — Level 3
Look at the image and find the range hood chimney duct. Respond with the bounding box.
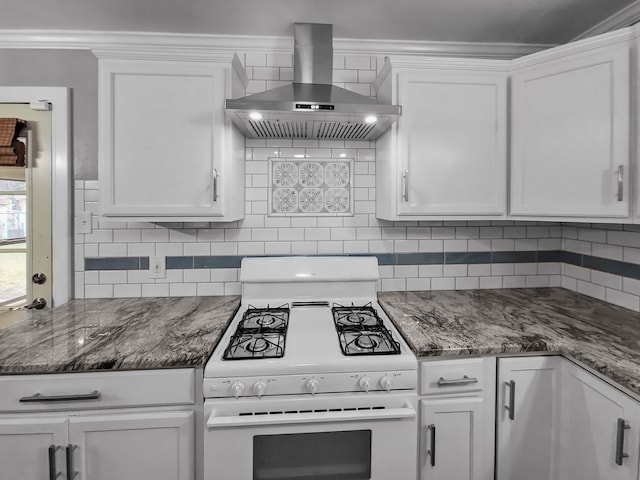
[225,22,401,141]
[294,23,333,85]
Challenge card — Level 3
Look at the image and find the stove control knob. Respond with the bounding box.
[359,376,372,393]
[379,376,393,392]
[253,380,267,398]
[305,378,320,395]
[230,381,245,398]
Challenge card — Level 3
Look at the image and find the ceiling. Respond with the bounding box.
[1,0,639,46]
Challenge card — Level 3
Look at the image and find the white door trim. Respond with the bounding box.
[0,87,71,306]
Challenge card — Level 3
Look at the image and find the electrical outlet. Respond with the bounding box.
[150,255,166,279]
[76,212,92,234]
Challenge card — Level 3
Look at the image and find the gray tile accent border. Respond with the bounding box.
[166,256,194,269]
[83,250,640,282]
[85,257,146,271]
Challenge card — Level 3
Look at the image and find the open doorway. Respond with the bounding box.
[0,87,71,319]
[0,104,52,309]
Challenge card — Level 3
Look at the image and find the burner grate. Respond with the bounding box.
[223,305,290,360]
[331,303,400,356]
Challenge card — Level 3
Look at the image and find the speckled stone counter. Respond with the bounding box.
[379,288,640,397]
[0,296,240,374]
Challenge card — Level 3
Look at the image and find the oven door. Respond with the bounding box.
[204,392,417,480]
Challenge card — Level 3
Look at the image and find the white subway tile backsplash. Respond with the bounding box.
[480,276,503,289]
[605,288,640,311]
[525,276,550,288]
[407,278,431,291]
[170,283,197,297]
[576,280,606,300]
[394,265,418,278]
[503,276,526,288]
[431,278,455,290]
[265,242,292,255]
[85,284,114,298]
[591,270,622,290]
[72,52,640,311]
[98,243,127,257]
[197,283,225,296]
[141,284,170,297]
[183,243,211,256]
[456,277,480,290]
[141,229,169,243]
[444,265,467,277]
[114,284,142,298]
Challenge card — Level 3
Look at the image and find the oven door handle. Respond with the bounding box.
[207,404,416,428]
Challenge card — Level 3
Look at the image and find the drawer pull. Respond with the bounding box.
[19,390,101,403]
[437,375,479,387]
[48,445,60,480]
[615,418,631,465]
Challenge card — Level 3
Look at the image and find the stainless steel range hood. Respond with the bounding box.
[225,23,401,141]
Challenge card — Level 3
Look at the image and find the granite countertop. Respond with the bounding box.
[379,287,640,397]
[0,296,240,374]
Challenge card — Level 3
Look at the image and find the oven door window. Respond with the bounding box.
[253,430,372,480]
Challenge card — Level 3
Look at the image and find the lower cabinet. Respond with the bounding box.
[0,410,194,480]
[558,360,640,480]
[496,356,563,480]
[0,416,67,480]
[0,369,196,480]
[419,357,496,480]
[496,355,640,480]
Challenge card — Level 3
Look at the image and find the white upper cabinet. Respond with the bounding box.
[98,54,247,222]
[510,31,631,220]
[376,59,509,220]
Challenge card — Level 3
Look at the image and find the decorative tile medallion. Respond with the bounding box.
[269,158,354,216]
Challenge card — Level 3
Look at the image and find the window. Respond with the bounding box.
[0,171,27,306]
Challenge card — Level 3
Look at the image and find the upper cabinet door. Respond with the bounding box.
[376,64,508,221]
[99,58,245,221]
[399,71,507,217]
[510,41,630,219]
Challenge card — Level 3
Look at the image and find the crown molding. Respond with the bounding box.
[383,55,511,72]
[572,1,640,42]
[511,27,633,70]
[0,29,552,60]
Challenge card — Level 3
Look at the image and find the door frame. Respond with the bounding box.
[0,87,71,306]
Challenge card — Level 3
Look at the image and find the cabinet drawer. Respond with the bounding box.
[420,357,495,396]
[0,369,195,412]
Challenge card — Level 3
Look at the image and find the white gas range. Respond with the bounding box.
[203,256,418,480]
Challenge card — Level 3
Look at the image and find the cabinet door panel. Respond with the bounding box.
[559,361,640,480]
[69,411,194,480]
[99,59,240,220]
[511,45,630,218]
[398,72,507,216]
[496,356,562,480]
[0,416,67,480]
[420,397,492,480]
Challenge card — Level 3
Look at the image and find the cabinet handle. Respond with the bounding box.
[48,445,60,480]
[505,380,515,421]
[437,375,479,386]
[426,424,436,467]
[19,390,101,403]
[616,165,624,202]
[402,169,409,202]
[66,444,77,479]
[213,168,219,201]
[615,418,631,465]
